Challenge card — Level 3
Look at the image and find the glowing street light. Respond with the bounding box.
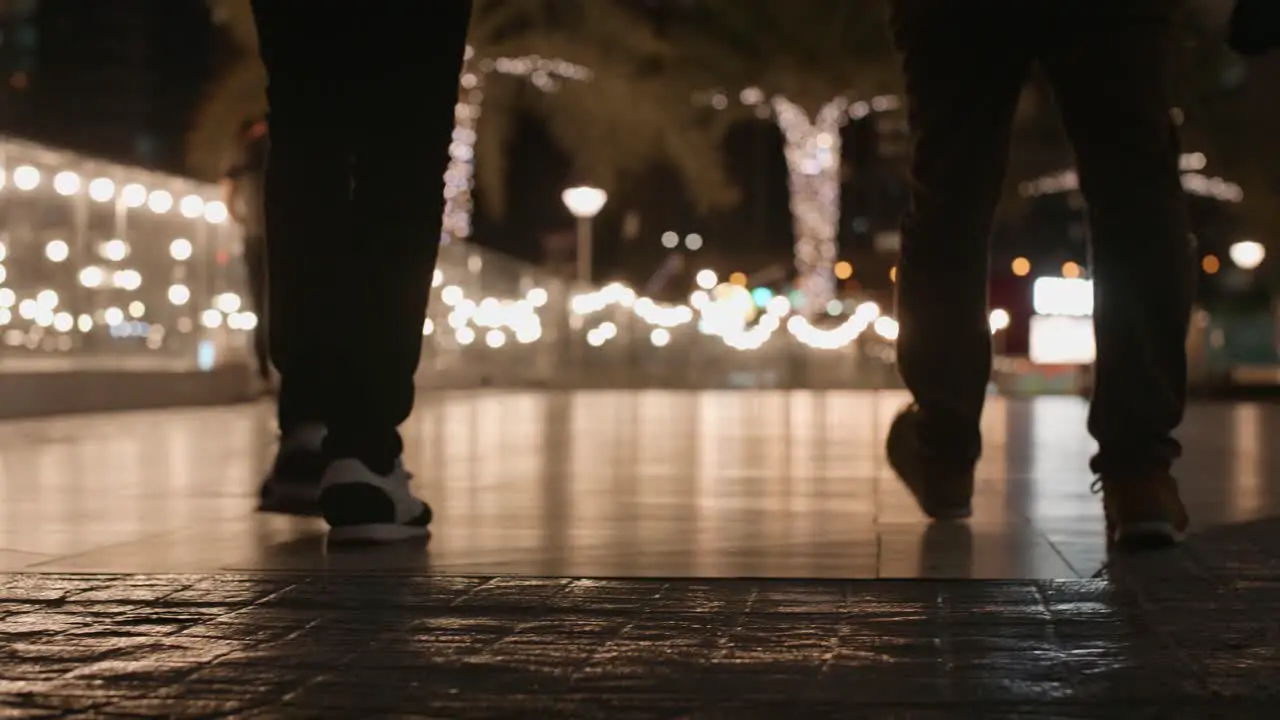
[1229,240,1265,270]
[561,186,608,284]
[990,308,1012,355]
[989,308,1011,332]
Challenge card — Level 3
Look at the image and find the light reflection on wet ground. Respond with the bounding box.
[0,390,1276,579]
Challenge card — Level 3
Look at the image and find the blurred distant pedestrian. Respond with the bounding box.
[886,0,1192,550]
[248,1,471,542]
[222,117,271,388]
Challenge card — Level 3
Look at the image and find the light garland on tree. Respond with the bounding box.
[699,89,902,315]
[439,52,905,315]
[772,96,848,314]
[441,48,592,244]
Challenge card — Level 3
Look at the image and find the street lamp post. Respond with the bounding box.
[561,186,608,284]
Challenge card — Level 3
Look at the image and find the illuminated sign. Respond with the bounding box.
[1032,277,1093,317]
[1029,315,1095,365]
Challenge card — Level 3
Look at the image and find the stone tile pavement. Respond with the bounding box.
[2,519,1279,718]
[3,392,1280,715]
[4,392,1280,580]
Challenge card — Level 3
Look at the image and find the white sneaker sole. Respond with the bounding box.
[1114,521,1185,549]
[318,458,431,544]
[327,523,430,545]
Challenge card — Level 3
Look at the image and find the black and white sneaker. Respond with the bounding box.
[319,458,432,544]
[258,424,327,516]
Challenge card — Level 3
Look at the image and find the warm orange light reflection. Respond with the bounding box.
[1062,261,1081,279]
[728,272,748,286]
[1202,254,1220,275]
[834,261,853,280]
[889,266,897,283]
[1011,257,1030,276]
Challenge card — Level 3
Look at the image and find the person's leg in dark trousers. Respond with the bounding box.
[1041,0,1192,547]
[250,0,348,515]
[315,4,469,542]
[323,6,469,478]
[886,0,1035,519]
[251,0,471,540]
[242,233,271,385]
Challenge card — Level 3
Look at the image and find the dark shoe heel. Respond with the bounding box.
[887,404,976,521]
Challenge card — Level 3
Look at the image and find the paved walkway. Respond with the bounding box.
[3,390,1280,578]
[2,390,1280,715]
[1,521,1278,717]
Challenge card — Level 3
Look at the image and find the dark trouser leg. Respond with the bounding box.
[251,1,350,434]
[1040,1,1194,475]
[321,4,472,472]
[242,234,271,381]
[890,0,1033,465]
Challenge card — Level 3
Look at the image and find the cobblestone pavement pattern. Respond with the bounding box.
[2,520,1279,718]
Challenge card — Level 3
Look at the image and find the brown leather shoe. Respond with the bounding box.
[886,404,974,520]
[1092,472,1189,551]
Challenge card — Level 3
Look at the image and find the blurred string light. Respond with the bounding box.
[697,89,902,316]
[0,140,243,355]
[2,140,1023,359]
[441,49,593,244]
[0,163,230,224]
[440,53,905,312]
[772,96,848,316]
[425,274,1009,353]
[1018,153,1243,203]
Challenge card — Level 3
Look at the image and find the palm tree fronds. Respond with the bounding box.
[472,76,522,217]
[186,56,266,179]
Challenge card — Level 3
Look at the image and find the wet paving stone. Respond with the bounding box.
[0,521,1278,717]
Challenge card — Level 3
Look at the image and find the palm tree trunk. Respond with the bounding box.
[441,58,485,245]
[771,96,848,315]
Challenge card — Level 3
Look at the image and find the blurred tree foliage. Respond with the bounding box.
[1179,0,1280,245]
[655,1,1076,226]
[462,0,735,217]
[662,0,901,117]
[994,9,1280,239]
[994,77,1075,225]
[187,0,264,178]
[921,10,1280,234]
[1176,40,1280,247]
[192,2,1277,247]
[187,0,734,217]
[190,1,911,227]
